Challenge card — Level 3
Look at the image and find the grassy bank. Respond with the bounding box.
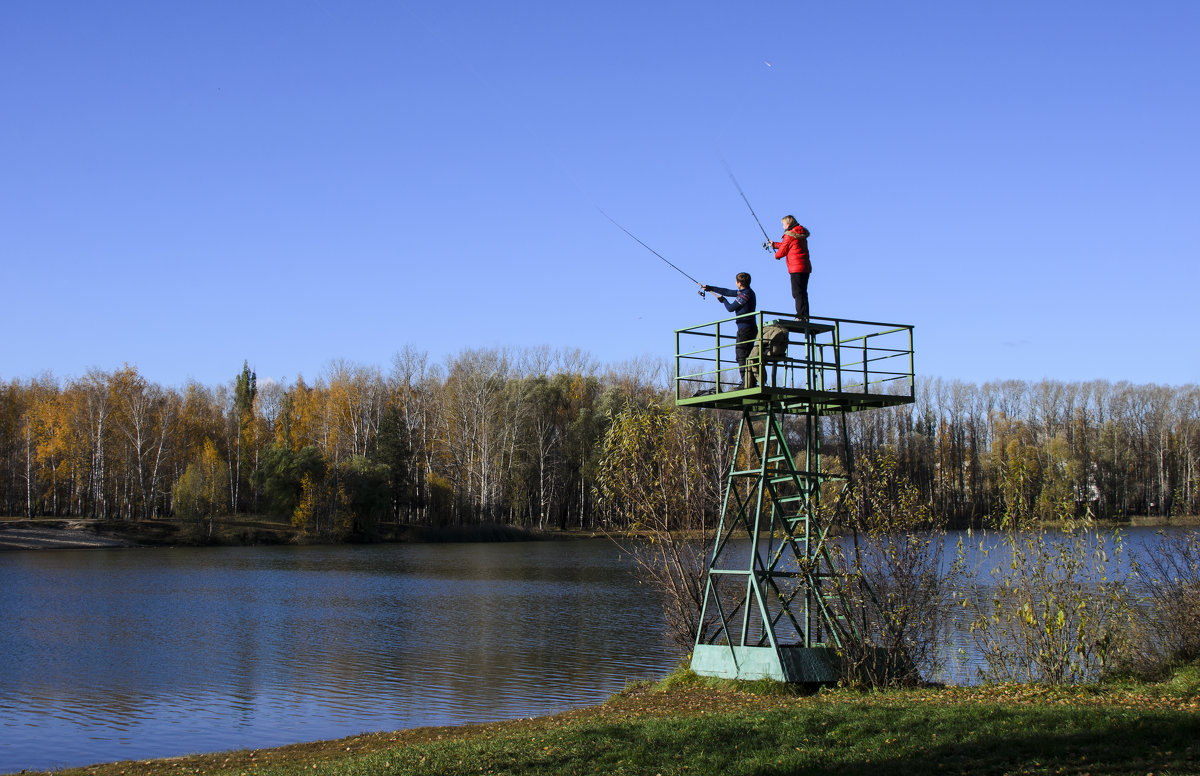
[35,665,1200,776]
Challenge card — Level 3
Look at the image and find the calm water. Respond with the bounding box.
[0,527,1187,774]
[0,539,675,774]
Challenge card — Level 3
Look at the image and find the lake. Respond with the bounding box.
[0,539,675,774]
[0,526,1188,774]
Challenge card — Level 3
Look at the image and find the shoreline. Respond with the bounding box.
[18,665,1200,776]
[0,517,603,551]
[0,522,138,550]
[2,514,1195,552]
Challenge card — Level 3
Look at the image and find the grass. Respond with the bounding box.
[36,665,1200,776]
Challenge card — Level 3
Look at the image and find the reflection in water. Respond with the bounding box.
[0,540,675,774]
[0,527,1182,773]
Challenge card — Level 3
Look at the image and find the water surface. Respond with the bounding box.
[0,539,674,774]
[1,525,1187,774]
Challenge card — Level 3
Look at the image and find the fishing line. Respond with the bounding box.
[719,157,773,247]
[595,206,706,297]
[397,6,707,301]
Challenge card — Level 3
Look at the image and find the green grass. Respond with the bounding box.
[42,665,1200,776]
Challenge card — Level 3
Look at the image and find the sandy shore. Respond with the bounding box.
[0,523,137,550]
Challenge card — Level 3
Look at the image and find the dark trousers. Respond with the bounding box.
[735,334,757,388]
[790,271,810,319]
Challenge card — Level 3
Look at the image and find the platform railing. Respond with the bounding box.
[674,311,914,407]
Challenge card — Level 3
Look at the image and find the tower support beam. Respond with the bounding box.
[677,314,915,683]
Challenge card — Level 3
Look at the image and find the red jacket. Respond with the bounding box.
[773,225,811,274]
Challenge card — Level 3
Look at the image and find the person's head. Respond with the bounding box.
[781,215,798,229]
[736,272,751,288]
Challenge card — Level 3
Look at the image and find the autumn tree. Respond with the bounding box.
[110,365,180,519]
[596,400,726,649]
[173,438,228,538]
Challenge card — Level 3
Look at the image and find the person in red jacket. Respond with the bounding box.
[770,215,811,320]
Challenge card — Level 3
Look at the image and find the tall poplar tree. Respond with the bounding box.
[232,361,256,513]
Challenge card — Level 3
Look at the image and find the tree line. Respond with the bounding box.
[1,347,1197,536]
[847,376,1200,524]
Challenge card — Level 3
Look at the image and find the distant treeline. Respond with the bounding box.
[852,377,1199,524]
[1,346,1196,536]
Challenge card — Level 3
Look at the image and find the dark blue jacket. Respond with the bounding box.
[710,285,757,335]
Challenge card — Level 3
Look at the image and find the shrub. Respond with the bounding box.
[1127,529,1200,675]
[831,450,955,687]
[595,402,727,651]
[964,505,1136,684]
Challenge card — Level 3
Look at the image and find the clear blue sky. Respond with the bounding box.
[3,1,1198,388]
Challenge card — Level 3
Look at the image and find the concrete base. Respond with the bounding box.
[690,644,840,683]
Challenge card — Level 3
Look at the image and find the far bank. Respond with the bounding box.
[0,516,597,551]
[3,512,1196,552]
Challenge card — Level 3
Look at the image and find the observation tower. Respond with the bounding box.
[675,311,915,682]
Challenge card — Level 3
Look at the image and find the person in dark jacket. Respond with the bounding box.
[700,272,758,388]
[770,215,811,320]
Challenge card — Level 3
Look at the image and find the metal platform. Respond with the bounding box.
[674,312,915,414]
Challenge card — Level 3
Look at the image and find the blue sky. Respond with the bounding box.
[3,1,1198,388]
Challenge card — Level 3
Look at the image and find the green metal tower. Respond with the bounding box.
[675,312,915,682]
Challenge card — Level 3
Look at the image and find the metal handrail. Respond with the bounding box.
[674,311,915,405]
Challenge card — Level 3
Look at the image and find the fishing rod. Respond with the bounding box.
[719,159,774,250]
[597,207,706,297]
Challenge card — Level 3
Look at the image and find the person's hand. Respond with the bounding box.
[716,296,727,303]
[762,241,772,252]
[699,283,709,292]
